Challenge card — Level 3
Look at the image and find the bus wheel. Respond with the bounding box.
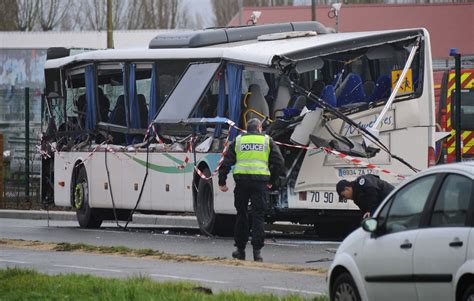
[72,166,102,229]
[195,168,234,237]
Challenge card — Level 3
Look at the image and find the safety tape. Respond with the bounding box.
[74,141,106,167]
[222,119,406,180]
[194,135,230,180]
[41,141,106,168]
[322,147,405,179]
[143,123,164,144]
[177,138,192,170]
[38,118,405,180]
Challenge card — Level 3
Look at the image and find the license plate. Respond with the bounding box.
[308,191,338,204]
[338,167,379,178]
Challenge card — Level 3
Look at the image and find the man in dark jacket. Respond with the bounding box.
[218,118,285,262]
[336,174,395,218]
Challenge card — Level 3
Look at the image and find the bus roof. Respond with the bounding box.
[44,28,425,70]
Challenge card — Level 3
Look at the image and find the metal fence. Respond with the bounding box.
[1,88,42,209]
[433,55,474,71]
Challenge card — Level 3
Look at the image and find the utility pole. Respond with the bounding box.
[311,0,316,21]
[239,0,243,26]
[107,0,113,49]
[450,48,462,162]
[24,88,30,203]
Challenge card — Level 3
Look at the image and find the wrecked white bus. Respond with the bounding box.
[41,22,435,236]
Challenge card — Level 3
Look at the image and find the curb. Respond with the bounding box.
[0,210,310,232]
[0,209,199,228]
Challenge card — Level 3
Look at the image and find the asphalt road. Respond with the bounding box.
[0,217,339,297]
[1,246,326,297]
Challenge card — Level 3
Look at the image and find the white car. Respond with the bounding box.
[328,162,474,301]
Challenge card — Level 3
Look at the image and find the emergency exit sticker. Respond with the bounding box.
[391,69,413,95]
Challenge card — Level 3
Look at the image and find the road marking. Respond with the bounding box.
[151,273,228,284]
[262,286,324,295]
[266,242,300,247]
[0,259,29,264]
[273,240,341,245]
[53,264,122,273]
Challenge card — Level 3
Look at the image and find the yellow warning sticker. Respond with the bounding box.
[391,69,413,95]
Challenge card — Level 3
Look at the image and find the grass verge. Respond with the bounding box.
[0,267,328,301]
[0,239,327,276]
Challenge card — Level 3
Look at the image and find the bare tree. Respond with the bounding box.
[59,1,80,30]
[178,7,205,29]
[212,0,294,27]
[16,0,39,31]
[38,0,71,31]
[141,0,181,29]
[80,0,125,31]
[0,0,19,30]
[126,0,146,29]
[212,0,239,27]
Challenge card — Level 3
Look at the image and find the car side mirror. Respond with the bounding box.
[361,218,378,233]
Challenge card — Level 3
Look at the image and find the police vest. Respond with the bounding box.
[234,134,271,176]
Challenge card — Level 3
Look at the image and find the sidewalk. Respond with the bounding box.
[0,209,311,232]
[0,209,199,228]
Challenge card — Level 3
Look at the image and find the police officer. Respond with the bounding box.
[218,118,285,262]
[336,174,395,219]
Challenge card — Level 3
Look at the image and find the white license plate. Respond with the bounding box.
[338,167,379,178]
[308,191,338,204]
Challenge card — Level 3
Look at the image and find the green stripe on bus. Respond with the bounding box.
[124,153,193,173]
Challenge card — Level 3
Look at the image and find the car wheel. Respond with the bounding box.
[73,166,102,229]
[331,272,361,301]
[462,283,474,301]
[195,167,234,236]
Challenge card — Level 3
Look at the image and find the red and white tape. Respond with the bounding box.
[38,118,406,180]
[322,147,405,179]
[224,119,406,180]
[177,140,192,170]
[75,141,106,167]
[194,135,230,180]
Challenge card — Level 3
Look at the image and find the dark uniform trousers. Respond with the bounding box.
[233,180,267,250]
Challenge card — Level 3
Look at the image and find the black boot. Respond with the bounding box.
[232,248,246,260]
[253,249,263,262]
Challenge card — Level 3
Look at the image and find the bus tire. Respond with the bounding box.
[72,166,103,229]
[195,167,234,236]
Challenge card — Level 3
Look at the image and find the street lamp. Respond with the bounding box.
[328,3,342,32]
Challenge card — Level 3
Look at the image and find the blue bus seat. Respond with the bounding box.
[368,74,391,102]
[320,85,337,107]
[283,95,306,119]
[336,73,365,106]
[137,94,149,129]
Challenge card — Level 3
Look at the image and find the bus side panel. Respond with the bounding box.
[54,152,75,207]
[421,28,437,155]
[121,152,152,211]
[291,150,359,210]
[149,152,186,212]
[390,126,429,173]
[89,152,123,209]
[213,176,236,214]
[193,153,235,214]
[184,153,210,212]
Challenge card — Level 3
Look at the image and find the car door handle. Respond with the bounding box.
[400,242,412,249]
[449,241,463,247]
